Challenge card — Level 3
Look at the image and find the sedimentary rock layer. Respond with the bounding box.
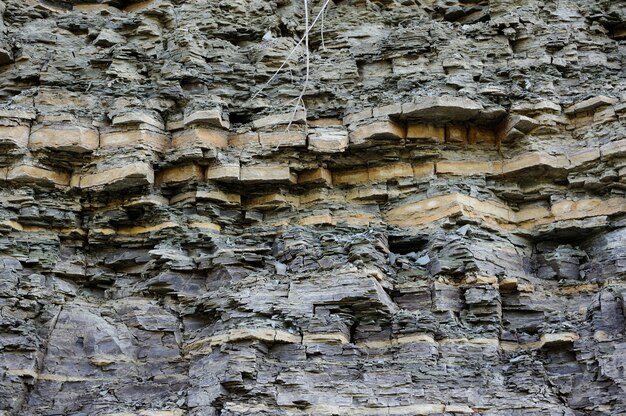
[0,0,625,415]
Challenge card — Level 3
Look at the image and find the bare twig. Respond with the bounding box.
[286,0,310,131]
[320,0,327,51]
[251,0,331,101]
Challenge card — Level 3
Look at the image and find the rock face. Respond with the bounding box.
[0,0,625,415]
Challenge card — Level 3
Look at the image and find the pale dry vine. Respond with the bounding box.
[251,0,332,130]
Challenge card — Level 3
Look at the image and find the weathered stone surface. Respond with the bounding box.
[467,126,496,144]
[349,120,405,146]
[156,164,204,186]
[565,96,619,115]
[0,1,624,415]
[445,124,468,143]
[259,129,306,147]
[172,127,228,149]
[308,125,349,152]
[244,193,299,210]
[501,153,570,174]
[497,115,541,141]
[436,160,500,175]
[0,125,29,149]
[253,111,306,129]
[184,109,230,129]
[297,167,332,186]
[406,123,445,142]
[29,125,99,153]
[228,131,260,147]
[112,111,165,130]
[205,163,240,182]
[6,164,70,187]
[100,129,170,152]
[240,165,297,184]
[402,97,483,122]
[369,162,414,182]
[75,162,154,190]
[333,167,370,185]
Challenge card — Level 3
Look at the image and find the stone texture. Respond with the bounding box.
[259,129,307,148]
[307,125,349,152]
[172,127,228,149]
[6,164,70,187]
[349,120,405,146]
[0,125,29,149]
[240,165,297,184]
[406,123,445,142]
[29,125,99,153]
[184,109,230,129]
[565,96,619,115]
[100,129,169,153]
[401,96,484,122]
[75,162,154,190]
[0,1,625,416]
[205,164,240,182]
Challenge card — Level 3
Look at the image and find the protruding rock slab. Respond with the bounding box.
[253,111,305,129]
[205,163,241,182]
[100,129,169,152]
[30,125,99,153]
[349,120,405,146]
[112,111,165,130]
[184,109,230,129]
[308,126,349,152]
[565,96,618,115]
[172,127,227,149]
[0,125,30,149]
[298,168,332,186]
[240,165,297,184]
[497,115,541,142]
[401,96,484,122]
[7,164,70,187]
[259,129,306,147]
[75,162,154,190]
[406,123,444,142]
[156,164,204,186]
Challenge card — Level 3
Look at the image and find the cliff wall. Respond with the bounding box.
[0,0,625,415]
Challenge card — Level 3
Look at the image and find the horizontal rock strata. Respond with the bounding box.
[0,0,625,416]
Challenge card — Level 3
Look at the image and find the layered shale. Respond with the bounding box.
[0,0,625,415]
